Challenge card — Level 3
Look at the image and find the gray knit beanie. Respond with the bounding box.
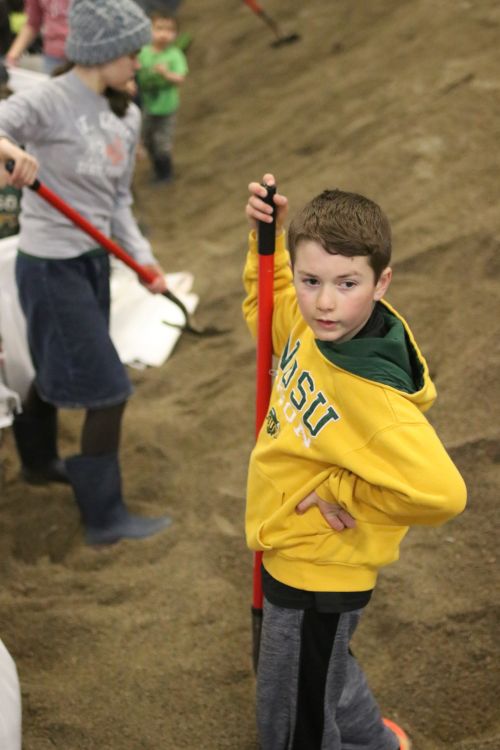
[65,0,151,66]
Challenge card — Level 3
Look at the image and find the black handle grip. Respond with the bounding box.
[4,158,40,189]
[257,183,276,256]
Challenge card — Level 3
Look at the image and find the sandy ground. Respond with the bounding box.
[1,1,500,748]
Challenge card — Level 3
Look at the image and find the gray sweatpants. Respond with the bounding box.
[142,112,177,160]
[256,600,399,750]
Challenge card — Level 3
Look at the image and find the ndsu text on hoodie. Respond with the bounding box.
[242,232,467,593]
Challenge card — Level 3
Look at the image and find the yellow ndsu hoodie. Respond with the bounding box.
[243,233,467,593]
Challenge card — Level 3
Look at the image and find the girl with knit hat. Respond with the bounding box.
[0,0,172,545]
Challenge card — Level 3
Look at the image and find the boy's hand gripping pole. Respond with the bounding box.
[4,160,224,337]
[252,183,276,674]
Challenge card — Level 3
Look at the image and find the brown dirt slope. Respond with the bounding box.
[1,1,499,748]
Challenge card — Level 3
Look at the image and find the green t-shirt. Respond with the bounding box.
[137,44,188,116]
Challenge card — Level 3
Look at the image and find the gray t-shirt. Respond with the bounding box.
[0,70,155,265]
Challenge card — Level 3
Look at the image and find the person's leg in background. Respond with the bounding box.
[142,112,168,182]
[81,401,126,458]
[14,253,172,545]
[66,401,172,545]
[11,381,68,484]
[150,113,176,183]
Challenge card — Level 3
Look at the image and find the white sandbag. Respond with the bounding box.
[0,640,22,750]
[0,381,21,429]
[7,66,48,92]
[0,235,35,401]
[0,236,199,399]
[109,260,198,369]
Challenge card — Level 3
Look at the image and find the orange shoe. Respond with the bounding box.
[383,718,412,750]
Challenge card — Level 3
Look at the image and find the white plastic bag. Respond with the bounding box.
[0,235,35,401]
[0,640,22,750]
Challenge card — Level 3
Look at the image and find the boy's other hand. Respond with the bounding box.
[246,172,288,234]
[296,490,356,532]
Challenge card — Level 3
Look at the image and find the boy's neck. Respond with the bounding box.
[152,41,171,52]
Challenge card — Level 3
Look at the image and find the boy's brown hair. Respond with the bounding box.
[288,189,392,280]
[150,10,178,27]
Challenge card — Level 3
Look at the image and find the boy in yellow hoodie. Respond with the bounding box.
[243,173,466,750]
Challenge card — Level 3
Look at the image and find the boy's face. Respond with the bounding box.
[152,18,177,48]
[293,239,392,343]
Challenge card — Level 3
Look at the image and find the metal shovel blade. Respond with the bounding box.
[271,32,301,48]
[162,289,228,337]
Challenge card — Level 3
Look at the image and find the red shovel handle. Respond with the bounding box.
[255,184,276,434]
[5,160,228,336]
[253,183,276,613]
[242,0,282,39]
[243,0,264,14]
[5,160,157,285]
[37,183,158,284]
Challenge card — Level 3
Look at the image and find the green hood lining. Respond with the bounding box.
[316,303,425,394]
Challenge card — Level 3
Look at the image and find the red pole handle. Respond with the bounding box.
[253,183,276,611]
[36,184,158,284]
[5,160,158,285]
[255,251,274,435]
[242,0,264,15]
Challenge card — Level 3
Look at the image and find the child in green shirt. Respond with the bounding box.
[137,12,188,183]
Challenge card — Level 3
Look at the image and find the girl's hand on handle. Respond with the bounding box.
[0,140,39,189]
[246,172,288,235]
[140,264,168,294]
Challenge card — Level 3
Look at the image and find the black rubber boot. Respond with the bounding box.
[65,453,172,545]
[11,410,69,485]
[153,154,173,183]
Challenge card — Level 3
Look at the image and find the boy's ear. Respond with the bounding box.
[373,267,392,300]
